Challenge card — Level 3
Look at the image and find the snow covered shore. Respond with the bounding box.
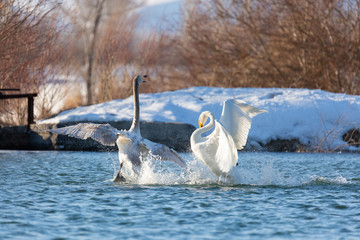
[38,87,360,152]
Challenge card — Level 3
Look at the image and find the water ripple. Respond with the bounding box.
[0,151,359,239]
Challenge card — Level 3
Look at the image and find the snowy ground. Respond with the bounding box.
[38,87,360,152]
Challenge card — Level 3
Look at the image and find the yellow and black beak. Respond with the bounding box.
[198,121,203,128]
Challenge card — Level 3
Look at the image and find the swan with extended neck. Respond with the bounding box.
[48,75,186,182]
[190,99,266,179]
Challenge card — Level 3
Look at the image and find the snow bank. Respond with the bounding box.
[38,87,360,151]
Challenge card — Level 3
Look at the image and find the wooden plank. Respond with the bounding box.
[0,88,20,91]
[0,93,37,99]
[28,96,35,130]
[0,93,38,131]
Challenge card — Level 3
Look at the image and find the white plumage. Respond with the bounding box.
[47,75,186,182]
[190,99,266,178]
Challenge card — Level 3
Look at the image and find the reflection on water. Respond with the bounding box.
[0,151,359,239]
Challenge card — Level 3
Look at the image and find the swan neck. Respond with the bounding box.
[197,113,215,137]
[203,113,215,132]
[129,78,140,133]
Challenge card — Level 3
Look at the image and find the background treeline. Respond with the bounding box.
[173,0,360,93]
[1,0,360,126]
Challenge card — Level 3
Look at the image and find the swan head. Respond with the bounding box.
[134,75,148,85]
[198,111,213,128]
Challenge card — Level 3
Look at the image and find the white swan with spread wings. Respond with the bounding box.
[190,99,266,179]
[48,75,186,182]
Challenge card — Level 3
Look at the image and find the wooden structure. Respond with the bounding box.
[0,89,38,131]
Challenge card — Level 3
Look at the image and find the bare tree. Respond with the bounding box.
[0,0,65,125]
[170,0,360,94]
[95,8,139,102]
[63,0,143,105]
[65,0,105,105]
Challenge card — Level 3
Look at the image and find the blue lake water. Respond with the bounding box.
[0,150,359,239]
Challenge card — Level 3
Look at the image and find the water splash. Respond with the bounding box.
[110,152,351,187]
[230,159,291,186]
[306,175,349,185]
[112,154,285,186]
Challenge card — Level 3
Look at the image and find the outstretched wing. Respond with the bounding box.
[143,139,187,169]
[48,123,119,146]
[215,121,238,173]
[220,99,267,150]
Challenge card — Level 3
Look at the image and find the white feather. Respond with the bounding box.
[220,99,267,150]
[191,99,266,178]
[44,75,186,181]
